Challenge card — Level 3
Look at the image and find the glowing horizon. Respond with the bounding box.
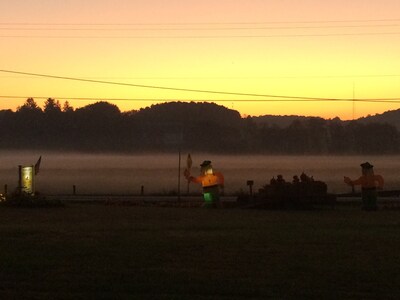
[1,0,399,120]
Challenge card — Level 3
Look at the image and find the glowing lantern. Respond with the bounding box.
[19,165,35,195]
[18,156,41,196]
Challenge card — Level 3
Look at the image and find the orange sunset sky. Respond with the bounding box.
[0,0,399,120]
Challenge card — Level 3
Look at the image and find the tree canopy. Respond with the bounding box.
[0,99,398,154]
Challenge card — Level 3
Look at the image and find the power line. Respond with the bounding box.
[1,18,400,25]
[2,74,400,79]
[2,32,400,39]
[1,69,400,101]
[2,69,400,102]
[1,24,400,31]
[0,96,399,104]
[0,69,335,100]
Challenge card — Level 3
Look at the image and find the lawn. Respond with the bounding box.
[1,203,400,299]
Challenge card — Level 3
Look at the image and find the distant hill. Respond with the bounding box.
[252,108,400,131]
[135,101,241,127]
[356,109,400,130]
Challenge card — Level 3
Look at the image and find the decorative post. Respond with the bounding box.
[177,150,181,202]
[247,180,254,197]
[186,154,192,195]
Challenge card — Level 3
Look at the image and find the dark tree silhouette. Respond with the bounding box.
[62,101,74,112]
[44,98,62,114]
[17,98,42,114]
[0,99,399,153]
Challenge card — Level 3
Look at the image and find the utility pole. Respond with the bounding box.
[352,81,356,120]
[178,149,181,202]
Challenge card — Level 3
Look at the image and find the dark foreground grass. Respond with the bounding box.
[1,204,400,299]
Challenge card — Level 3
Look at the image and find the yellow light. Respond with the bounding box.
[20,166,34,195]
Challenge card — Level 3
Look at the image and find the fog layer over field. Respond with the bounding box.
[1,152,399,195]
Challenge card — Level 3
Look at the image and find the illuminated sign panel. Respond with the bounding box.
[20,166,34,194]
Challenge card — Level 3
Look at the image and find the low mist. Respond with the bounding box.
[1,151,399,195]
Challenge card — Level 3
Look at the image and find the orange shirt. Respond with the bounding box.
[190,172,224,188]
[351,175,384,189]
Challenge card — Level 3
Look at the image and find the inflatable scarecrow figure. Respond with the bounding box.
[344,162,384,211]
[184,160,224,208]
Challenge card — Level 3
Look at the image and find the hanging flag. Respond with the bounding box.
[34,156,42,175]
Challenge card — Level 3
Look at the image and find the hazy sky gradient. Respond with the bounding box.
[1,0,399,119]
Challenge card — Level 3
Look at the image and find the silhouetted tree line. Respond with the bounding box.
[0,98,398,154]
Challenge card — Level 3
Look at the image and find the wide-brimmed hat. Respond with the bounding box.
[360,162,374,169]
[200,160,212,167]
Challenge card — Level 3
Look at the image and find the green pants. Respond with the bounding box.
[203,186,220,208]
[362,188,378,211]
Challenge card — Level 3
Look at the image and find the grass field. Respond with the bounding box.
[1,203,400,299]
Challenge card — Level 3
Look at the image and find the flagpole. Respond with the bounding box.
[186,154,192,195]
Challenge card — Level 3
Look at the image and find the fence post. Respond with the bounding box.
[247,180,254,196]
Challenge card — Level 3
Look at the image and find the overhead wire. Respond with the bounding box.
[2,74,400,79]
[2,32,400,39]
[1,18,400,25]
[0,69,343,100]
[2,19,398,107]
[0,70,399,103]
[0,95,399,103]
[1,24,400,31]
[1,18,400,38]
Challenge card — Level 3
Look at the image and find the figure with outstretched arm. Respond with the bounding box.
[184,160,224,208]
[344,162,384,211]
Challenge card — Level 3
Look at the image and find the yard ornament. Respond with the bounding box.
[344,162,384,211]
[184,159,224,208]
